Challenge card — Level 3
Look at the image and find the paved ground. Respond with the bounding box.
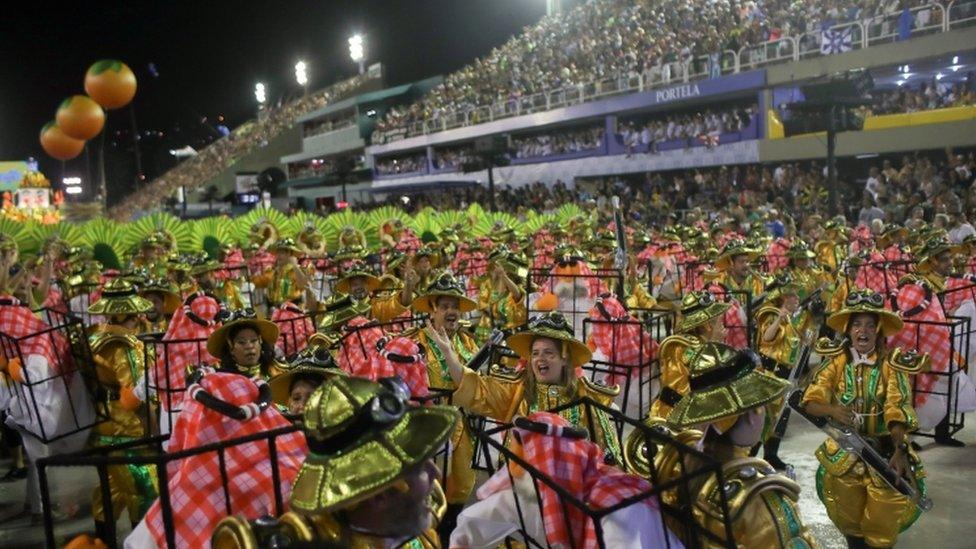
[0,416,973,548]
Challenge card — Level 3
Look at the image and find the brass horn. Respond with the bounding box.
[623,417,704,483]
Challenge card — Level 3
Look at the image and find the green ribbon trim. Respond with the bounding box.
[95,435,159,520]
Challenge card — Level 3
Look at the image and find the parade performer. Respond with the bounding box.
[86,279,159,535]
[268,338,340,415]
[124,370,307,548]
[427,311,622,462]
[206,308,287,379]
[211,375,458,548]
[476,248,527,334]
[451,412,683,548]
[137,277,180,333]
[650,290,730,419]
[637,341,816,547]
[252,237,311,309]
[708,238,766,349]
[801,290,928,549]
[188,253,246,310]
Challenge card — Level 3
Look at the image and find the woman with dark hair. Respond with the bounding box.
[206,309,287,379]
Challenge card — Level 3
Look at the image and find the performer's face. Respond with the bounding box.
[145,293,164,320]
[531,337,568,385]
[731,255,750,278]
[347,459,441,539]
[793,257,808,269]
[932,250,952,276]
[783,294,799,312]
[229,327,262,366]
[287,379,318,415]
[415,256,431,275]
[848,313,878,354]
[431,297,460,334]
[349,276,369,300]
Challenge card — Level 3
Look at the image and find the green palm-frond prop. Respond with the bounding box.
[124,212,193,255]
[82,218,125,270]
[554,203,585,223]
[473,211,520,237]
[189,217,235,259]
[285,210,329,239]
[233,207,289,246]
[433,210,470,234]
[321,209,373,252]
[21,221,85,258]
[520,212,555,237]
[0,218,30,255]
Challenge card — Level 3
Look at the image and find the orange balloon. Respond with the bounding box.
[84,60,137,110]
[7,357,24,383]
[39,122,85,161]
[57,95,105,140]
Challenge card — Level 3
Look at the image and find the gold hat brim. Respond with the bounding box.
[290,404,458,514]
[714,249,759,272]
[676,302,730,333]
[826,307,903,337]
[206,317,280,357]
[411,291,478,314]
[667,370,789,429]
[88,293,155,316]
[506,327,592,369]
[268,365,337,406]
[334,273,381,296]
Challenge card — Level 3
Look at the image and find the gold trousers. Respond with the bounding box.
[817,464,919,547]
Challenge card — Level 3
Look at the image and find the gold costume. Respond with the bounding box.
[89,325,158,523]
[649,334,702,419]
[802,349,926,547]
[452,365,622,460]
[253,263,306,306]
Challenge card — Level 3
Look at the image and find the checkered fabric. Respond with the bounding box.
[336,316,385,378]
[706,283,748,349]
[853,251,898,295]
[549,261,604,300]
[215,249,245,281]
[890,282,950,407]
[0,296,73,376]
[941,277,976,314]
[271,304,313,356]
[766,238,792,272]
[144,372,307,548]
[373,336,430,398]
[849,226,874,255]
[587,296,658,386]
[477,412,657,548]
[884,245,913,279]
[247,250,276,275]
[393,228,422,254]
[155,295,221,410]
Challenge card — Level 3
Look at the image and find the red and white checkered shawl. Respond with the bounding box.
[0,295,73,376]
[705,283,749,349]
[155,294,221,410]
[967,255,976,277]
[884,245,913,278]
[549,261,604,300]
[271,303,313,356]
[587,296,658,386]
[247,250,276,275]
[890,282,950,407]
[941,277,976,314]
[477,412,657,548]
[145,372,307,549]
[853,251,898,295]
[42,287,68,314]
[372,336,430,399]
[849,226,875,255]
[394,228,422,254]
[216,249,246,281]
[88,270,120,305]
[336,316,385,379]
[766,238,792,272]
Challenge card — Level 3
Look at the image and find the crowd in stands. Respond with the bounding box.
[302,111,358,138]
[375,152,428,175]
[347,148,976,233]
[513,125,605,159]
[867,72,976,115]
[109,74,370,220]
[433,145,477,171]
[618,103,757,154]
[375,0,949,140]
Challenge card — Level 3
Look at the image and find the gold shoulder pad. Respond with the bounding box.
[488,363,526,382]
[695,457,802,523]
[754,304,779,322]
[580,375,621,397]
[659,334,701,361]
[813,336,846,358]
[89,331,141,356]
[888,347,931,374]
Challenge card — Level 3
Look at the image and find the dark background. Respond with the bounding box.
[0,0,546,189]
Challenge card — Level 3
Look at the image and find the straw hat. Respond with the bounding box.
[506,312,592,369]
[206,308,280,357]
[410,271,478,313]
[334,261,381,296]
[139,278,182,315]
[825,289,903,337]
[713,239,760,271]
[290,376,458,513]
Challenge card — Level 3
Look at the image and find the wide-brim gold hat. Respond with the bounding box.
[915,236,958,274]
[676,291,731,333]
[506,312,591,369]
[206,312,280,357]
[668,344,789,429]
[139,280,181,315]
[488,249,529,280]
[291,376,458,513]
[713,240,760,271]
[411,272,477,313]
[268,346,342,406]
[88,279,155,316]
[272,237,304,255]
[334,263,381,296]
[317,295,373,332]
[826,290,903,337]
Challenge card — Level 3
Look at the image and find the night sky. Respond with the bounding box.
[0,0,546,181]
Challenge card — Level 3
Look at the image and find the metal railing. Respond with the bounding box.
[377,1,974,144]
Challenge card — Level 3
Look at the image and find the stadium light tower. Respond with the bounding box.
[295,60,309,95]
[348,34,365,75]
[254,82,267,105]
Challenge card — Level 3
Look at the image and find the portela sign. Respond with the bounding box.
[655,84,702,104]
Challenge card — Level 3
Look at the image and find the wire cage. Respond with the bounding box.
[216,264,258,310]
[64,282,102,326]
[140,334,215,434]
[298,255,337,302]
[269,305,316,356]
[467,398,735,549]
[901,314,973,439]
[581,315,660,426]
[673,259,710,295]
[0,307,105,444]
[36,424,301,549]
[525,267,624,339]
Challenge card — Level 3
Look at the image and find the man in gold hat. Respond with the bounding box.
[628,342,816,548]
[212,375,458,548]
[187,253,246,310]
[650,290,730,419]
[138,277,181,333]
[86,278,159,536]
[814,218,850,273]
[409,271,481,534]
[801,290,928,549]
[476,248,527,336]
[428,311,622,460]
[329,260,406,323]
[252,238,311,311]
